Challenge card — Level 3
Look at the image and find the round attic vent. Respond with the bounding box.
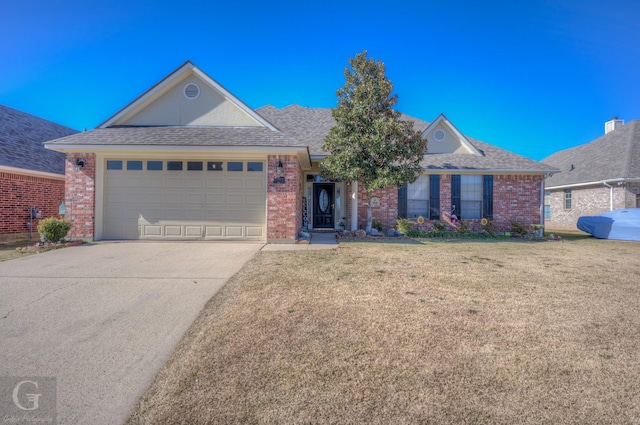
[184,83,200,99]
[434,129,446,142]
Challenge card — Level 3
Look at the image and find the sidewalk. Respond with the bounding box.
[261,232,338,251]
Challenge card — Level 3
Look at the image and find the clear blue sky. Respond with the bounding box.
[1,0,638,161]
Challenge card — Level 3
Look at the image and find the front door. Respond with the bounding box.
[313,183,335,228]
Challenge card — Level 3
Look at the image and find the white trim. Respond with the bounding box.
[44,144,308,153]
[0,165,65,180]
[98,61,278,131]
[546,177,640,190]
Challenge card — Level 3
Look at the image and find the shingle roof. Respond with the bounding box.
[542,120,640,187]
[46,126,306,149]
[258,105,555,172]
[256,104,430,156]
[0,105,77,174]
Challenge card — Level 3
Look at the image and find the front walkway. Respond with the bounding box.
[262,231,338,251]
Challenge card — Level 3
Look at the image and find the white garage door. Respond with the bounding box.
[103,159,265,240]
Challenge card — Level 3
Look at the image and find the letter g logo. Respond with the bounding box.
[12,380,41,411]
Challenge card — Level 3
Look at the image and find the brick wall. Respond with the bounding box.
[65,153,96,239]
[0,171,65,240]
[546,184,635,230]
[356,185,398,230]
[266,155,302,242]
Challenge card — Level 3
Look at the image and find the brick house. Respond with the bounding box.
[0,105,77,241]
[542,118,640,230]
[45,61,556,243]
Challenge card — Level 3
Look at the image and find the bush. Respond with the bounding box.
[37,217,72,243]
[510,219,529,237]
[455,219,470,234]
[432,221,447,232]
[480,218,496,235]
[372,220,384,232]
[396,218,413,234]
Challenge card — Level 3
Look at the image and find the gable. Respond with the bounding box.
[423,114,481,155]
[101,62,274,129]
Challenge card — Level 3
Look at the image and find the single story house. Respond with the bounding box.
[45,61,557,242]
[542,118,640,230]
[0,105,77,241]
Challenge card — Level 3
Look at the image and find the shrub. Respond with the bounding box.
[480,217,496,235]
[37,217,72,243]
[372,220,384,232]
[510,219,529,237]
[455,219,470,234]
[432,221,447,232]
[396,218,413,234]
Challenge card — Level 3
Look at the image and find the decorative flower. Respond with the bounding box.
[417,216,425,224]
[481,218,489,226]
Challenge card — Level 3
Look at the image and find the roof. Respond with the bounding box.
[45,126,306,149]
[543,120,640,187]
[258,105,555,173]
[256,104,430,156]
[0,104,77,174]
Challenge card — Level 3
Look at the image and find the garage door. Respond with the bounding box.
[103,159,265,240]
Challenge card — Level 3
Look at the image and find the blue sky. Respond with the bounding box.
[1,0,638,161]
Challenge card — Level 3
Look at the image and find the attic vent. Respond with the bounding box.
[184,83,200,99]
[434,129,446,142]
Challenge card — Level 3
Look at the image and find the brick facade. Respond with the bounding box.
[0,171,65,241]
[546,183,639,230]
[266,155,303,242]
[354,185,398,230]
[65,153,96,239]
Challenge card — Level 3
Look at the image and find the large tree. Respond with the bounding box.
[321,50,427,233]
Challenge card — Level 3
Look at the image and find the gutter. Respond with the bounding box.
[546,177,640,190]
[601,181,614,211]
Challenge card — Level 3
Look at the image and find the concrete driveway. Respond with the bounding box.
[0,242,262,424]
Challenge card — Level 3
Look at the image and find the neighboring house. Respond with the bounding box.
[0,105,77,241]
[542,118,640,230]
[45,61,556,242]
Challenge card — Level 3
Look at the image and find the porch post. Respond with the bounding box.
[351,181,358,231]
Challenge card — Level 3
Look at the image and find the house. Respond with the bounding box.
[542,118,640,230]
[0,105,77,241]
[45,61,556,242]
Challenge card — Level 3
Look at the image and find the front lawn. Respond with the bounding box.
[127,238,640,424]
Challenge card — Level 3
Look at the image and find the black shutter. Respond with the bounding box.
[429,175,440,220]
[398,185,407,218]
[451,175,461,218]
[483,175,493,219]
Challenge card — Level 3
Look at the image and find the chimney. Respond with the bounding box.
[605,116,624,134]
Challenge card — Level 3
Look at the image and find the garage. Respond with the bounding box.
[103,159,266,240]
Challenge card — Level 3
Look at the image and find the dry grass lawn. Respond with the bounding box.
[127,238,640,424]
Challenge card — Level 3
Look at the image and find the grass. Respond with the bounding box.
[127,237,640,424]
[0,239,37,262]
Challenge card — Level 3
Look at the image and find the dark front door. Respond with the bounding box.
[313,183,335,228]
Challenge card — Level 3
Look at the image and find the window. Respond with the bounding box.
[565,189,572,209]
[544,191,551,219]
[187,161,203,171]
[147,161,163,171]
[461,175,483,219]
[167,161,183,171]
[407,175,429,218]
[228,162,243,171]
[248,162,263,172]
[127,160,143,170]
[106,160,122,170]
[207,162,223,171]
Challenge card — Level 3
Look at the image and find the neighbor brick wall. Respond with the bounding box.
[0,171,65,240]
[267,155,302,242]
[546,184,630,230]
[356,185,397,230]
[65,153,96,239]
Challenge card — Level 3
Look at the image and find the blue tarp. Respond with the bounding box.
[577,208,640,241]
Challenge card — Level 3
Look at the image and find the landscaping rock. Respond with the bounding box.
[369,228,381,236]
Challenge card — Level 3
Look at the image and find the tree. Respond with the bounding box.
[321,50,427,233]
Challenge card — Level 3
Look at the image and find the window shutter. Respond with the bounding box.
[429,175,440,219]
[398,185,407,218]
[483,175,494,219]
[451,175,461,218]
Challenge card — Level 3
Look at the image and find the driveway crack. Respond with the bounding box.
[2,281,83,319]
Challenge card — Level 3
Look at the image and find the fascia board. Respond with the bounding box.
[0,165,65,180]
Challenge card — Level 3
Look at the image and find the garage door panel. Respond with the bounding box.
[104,160,265,240]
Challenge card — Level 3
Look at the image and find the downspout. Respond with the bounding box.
[351,181,358,231]
[602,181,614,211]
[540,172,549,236]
